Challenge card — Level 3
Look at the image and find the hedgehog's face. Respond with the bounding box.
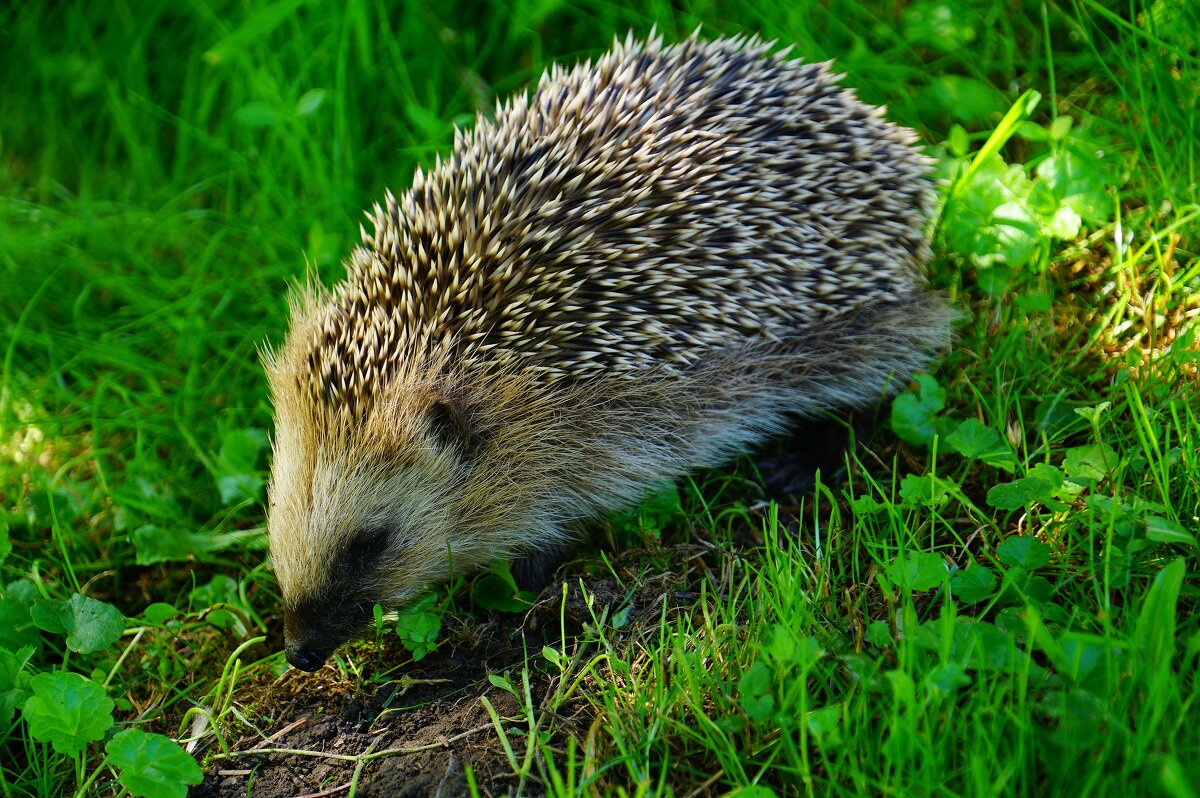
[267,382,491,671]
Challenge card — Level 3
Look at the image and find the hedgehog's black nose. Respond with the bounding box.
[285,645,327,672]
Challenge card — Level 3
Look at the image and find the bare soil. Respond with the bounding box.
[191,620,544,798]
[190,574,668,798]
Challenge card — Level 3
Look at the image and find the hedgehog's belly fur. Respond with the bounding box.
[265,32,955,672]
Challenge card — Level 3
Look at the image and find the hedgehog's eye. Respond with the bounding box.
[339,525,392,576]
[427,397,483,457]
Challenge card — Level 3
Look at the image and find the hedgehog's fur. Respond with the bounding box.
[265,32,955,671]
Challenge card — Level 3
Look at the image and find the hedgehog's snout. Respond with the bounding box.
[285,643,330,672]
[282,598,366,671]
[283,621,339,672]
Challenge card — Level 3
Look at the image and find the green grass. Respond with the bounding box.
[2,1,1198,796]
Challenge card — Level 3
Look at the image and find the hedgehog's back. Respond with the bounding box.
[308,34,936,407]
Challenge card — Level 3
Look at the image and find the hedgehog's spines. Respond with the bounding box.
[296,34,940,418]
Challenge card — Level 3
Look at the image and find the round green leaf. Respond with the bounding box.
[33,595,125,653]
[945,419,1017,471]
[22,671,114,756]
[929,75,1006,122]
[30,599,71,635]
[0,579,42,652]
[950,564,997,604]
[866,620,892,649]
[888,552,949,592]
[738,660,775,722]
[945,418,1000,456]
[132,525,218,565]
[472,573,527,612]
[986,474,1059,510]
[0,646,34,727]
[899,473,953,508]
[996,536,1052,570]
[1063,443,1118,485]
[142,603,181,625]
[106,729,203,798]
[922,662,972,697]
[950,619,1021,672]
[890,374,946,446]
[65,594,125,654]
[804,705,843,745]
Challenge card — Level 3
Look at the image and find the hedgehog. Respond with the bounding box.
[265,32,955,671]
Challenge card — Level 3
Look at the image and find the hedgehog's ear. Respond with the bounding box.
[427,397,482,457]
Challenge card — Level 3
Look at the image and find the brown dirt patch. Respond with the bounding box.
[189,614,545,798]
[190,572,679,798]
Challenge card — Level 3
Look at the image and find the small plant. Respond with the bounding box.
[0,587,204,797]
[606,482,685,547]
[471,560,536,613]
[392,593,442,661]
[937,92,1120,285]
